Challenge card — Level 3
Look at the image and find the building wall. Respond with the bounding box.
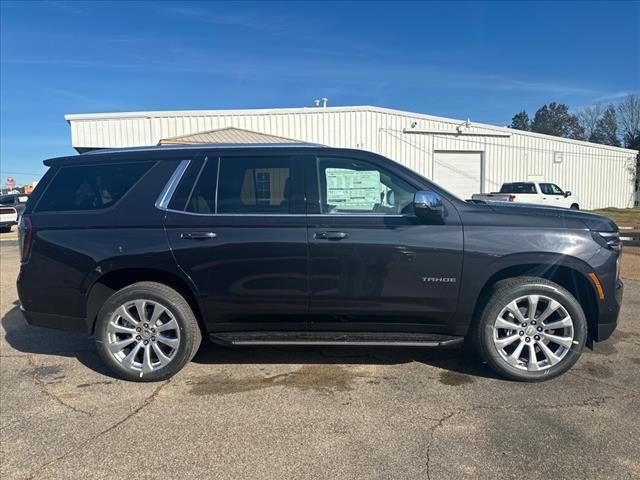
[66,106,638,210]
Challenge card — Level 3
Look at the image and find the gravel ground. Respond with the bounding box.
[1,228,639,480]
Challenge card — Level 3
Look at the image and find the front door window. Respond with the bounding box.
[316,157,417,215]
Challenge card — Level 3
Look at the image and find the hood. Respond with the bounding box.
[483,202,618,232]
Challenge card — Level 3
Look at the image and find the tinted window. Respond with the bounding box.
[217,157,295,214]
[316,157,416,215]
[539,183,564,195]
[499,183,536,194]
[36,162,153,212]
[185,158,218,214]
[550,184,564,195]
[168,157,205,211]
[539,183,553,195]
[0,196,16,205]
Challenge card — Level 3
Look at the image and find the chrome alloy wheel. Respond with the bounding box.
[106,300,181,373]
[492,295,575,372]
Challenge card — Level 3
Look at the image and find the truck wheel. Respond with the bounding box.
[570,203,580,210]
[0,226,11,233]
[471,277,587,382]
[95,282,201,382]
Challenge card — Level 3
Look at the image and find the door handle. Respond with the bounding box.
[315,231,349,240]
[181,232,217,240]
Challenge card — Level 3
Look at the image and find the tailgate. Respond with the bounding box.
[0,206,17,221]
[471,194,510,201]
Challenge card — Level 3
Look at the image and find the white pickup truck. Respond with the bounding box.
[471,182,580,209]
[0,206,18,233]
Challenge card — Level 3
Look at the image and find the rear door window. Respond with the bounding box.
[36,162,154,212]
[185,158,218,214]
[217,156,302,214]
[167,157,206,212]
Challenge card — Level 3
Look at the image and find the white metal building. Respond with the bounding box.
[65,106,638,210]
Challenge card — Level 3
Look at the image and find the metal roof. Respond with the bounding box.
[65,105,637,154]
[158,126,307,145]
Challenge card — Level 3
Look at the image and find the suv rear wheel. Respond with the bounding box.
[472,277,587,382]
[95,282,201,382]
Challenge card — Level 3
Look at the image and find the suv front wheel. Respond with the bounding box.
[95,282,201,382]
[472,277,587,382]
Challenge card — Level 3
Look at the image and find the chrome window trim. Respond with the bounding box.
[156,158,411,219]
[155,210,409,218]
[155,159,191,210]
[214,157,221,214]
[160,210,308,217]
[309,214,408,218]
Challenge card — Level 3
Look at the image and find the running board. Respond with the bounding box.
[209,331,464,348]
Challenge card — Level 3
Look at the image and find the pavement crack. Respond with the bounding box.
[28,357,92,417]
[425,410,460,480]
[422,396,617,479]
[471,396,615,412]
[27,379,171,479]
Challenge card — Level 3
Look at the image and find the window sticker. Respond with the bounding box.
[326,168,381,210]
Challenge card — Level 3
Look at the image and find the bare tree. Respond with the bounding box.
[578,102,605,141]
[617,93,640,149]
[617,94,640,200]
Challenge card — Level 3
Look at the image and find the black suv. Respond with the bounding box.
[17,145,623,382]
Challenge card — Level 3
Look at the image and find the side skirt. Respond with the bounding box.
[209,331,464,348]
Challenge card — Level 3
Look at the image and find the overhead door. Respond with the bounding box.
[432,151,483,199]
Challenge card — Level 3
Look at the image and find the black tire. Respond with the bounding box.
[0,225,11,233]
[95,282,201,382]
[471,277,587,382]
[570,204,580,210]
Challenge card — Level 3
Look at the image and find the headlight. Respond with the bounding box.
[591,231,622,253]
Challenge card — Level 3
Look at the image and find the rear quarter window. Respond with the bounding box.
[35,162,154,212]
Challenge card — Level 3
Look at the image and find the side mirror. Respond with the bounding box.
[414,190,444,222]
[565,191,572,197]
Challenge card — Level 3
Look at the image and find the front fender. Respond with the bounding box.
[454,226,601,333]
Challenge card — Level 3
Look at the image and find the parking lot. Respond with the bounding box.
[1,229,639,480]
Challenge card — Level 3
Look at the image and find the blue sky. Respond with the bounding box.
[1,0,639,185]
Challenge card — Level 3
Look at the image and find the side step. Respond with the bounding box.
[209,331,464,348]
